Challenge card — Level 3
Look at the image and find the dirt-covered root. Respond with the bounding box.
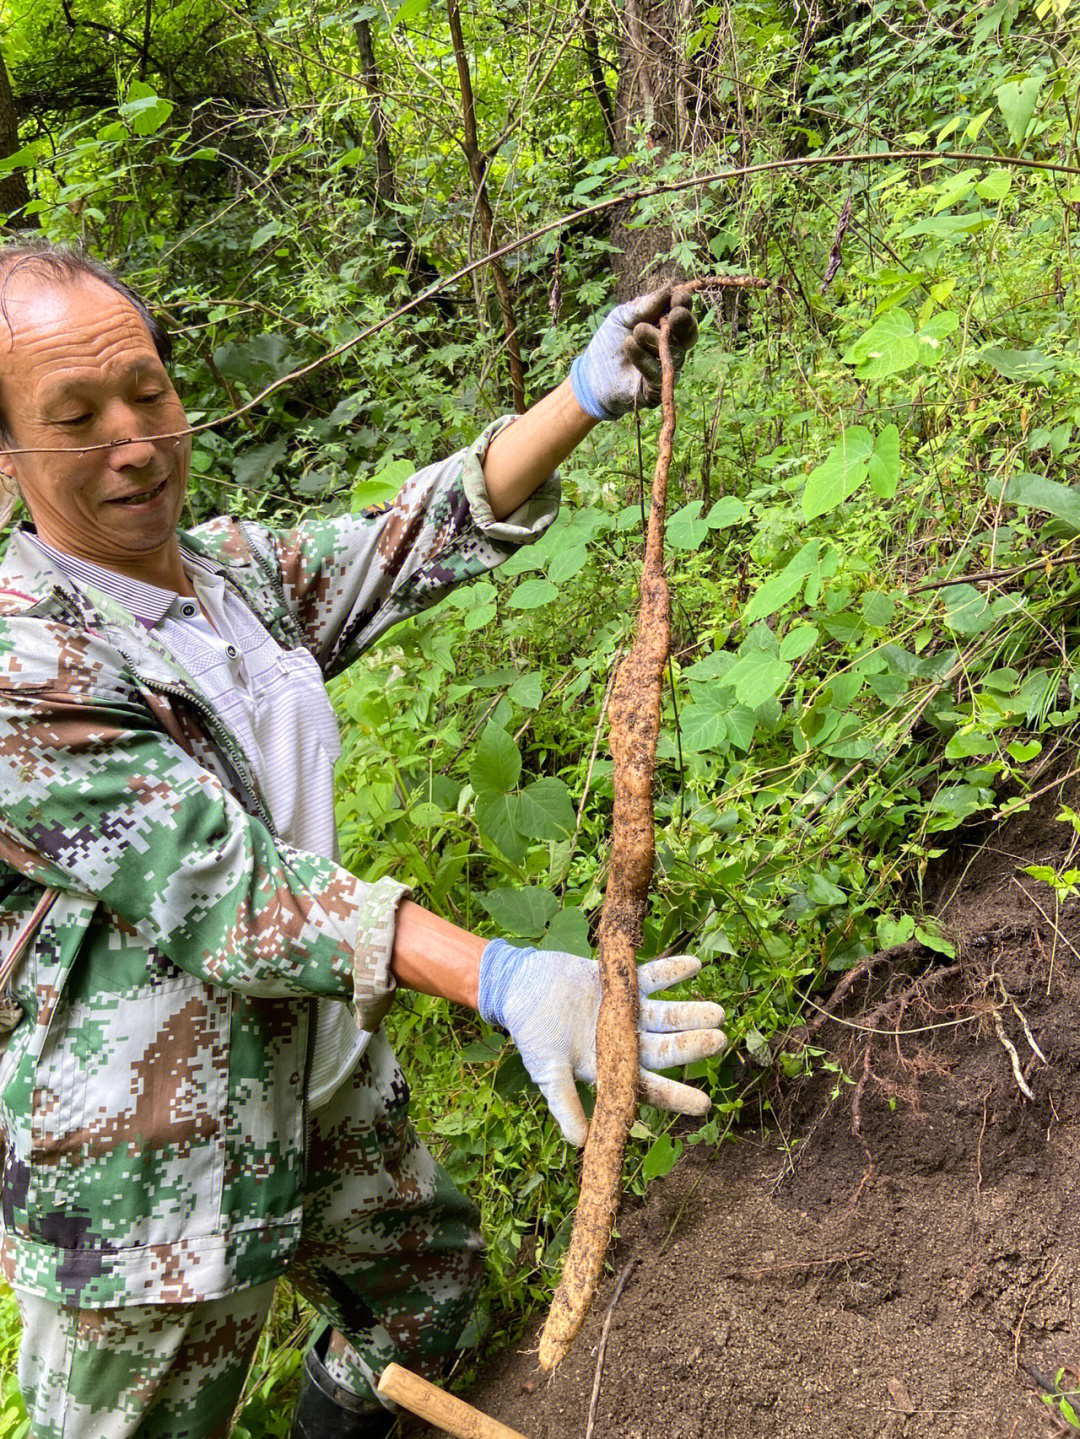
[536,324,677,1372]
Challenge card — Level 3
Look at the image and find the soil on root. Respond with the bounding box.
[411,785,1080,1439]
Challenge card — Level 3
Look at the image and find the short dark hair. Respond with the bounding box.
[0,239,173,444]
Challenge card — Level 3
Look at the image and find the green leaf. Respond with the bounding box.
[508,672,543,708]
[724,705,757,750]
[469,724,521,796]
[976,169,1012,201]
[841,311,918,379]
[249,220,284,252]
[981,347,1055,381]
[995,74,1042,146]
[706,496,749,529]
[867,424,900,498]
[539,907,591,957]
[915,924,957,958]
[464,603,497,632]
[861,591,895,627]
[721,649,792,708]
[641,1132,683,1182]
[744,540,820,623]
[479,886,558,939]
[916,312,959,361]
[509,578,559,609]
[547,546,588,584]
[877,913,915,948]
[680,695,731,753]
[1004,472,1080,532]
[802,428,873,520]
[807,873,846,907]
[668,500,710,550]
[517,778,576,840]
[476,795,527,865]
[391,0,431,21]
[119,83,174,135]
[1007,739,1042,762]
[779,624,819,661]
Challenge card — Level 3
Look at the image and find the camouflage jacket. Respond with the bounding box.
[0,418,558,1308]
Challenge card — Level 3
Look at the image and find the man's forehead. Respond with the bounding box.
[0,273,152,358]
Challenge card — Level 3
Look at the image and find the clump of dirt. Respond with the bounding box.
[414,782,1080,1439]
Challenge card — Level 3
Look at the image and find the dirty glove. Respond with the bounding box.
[478,939,727,1146]
[569,284,699,421]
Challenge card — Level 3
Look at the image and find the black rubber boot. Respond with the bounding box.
[289,1332,397,1439]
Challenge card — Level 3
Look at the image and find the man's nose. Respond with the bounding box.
[102,406,159,469]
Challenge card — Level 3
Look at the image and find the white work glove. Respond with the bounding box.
[477,939,727,1147]
[569,284,699,420]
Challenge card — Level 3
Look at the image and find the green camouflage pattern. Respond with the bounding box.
[15,1033,484,1438]
[0,417,557,1308]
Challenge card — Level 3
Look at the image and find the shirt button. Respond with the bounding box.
[181,603,197,617]
[290,1071,300,1086]
[226,644,239,660]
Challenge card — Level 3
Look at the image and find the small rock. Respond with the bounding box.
[887,1376,915,1415]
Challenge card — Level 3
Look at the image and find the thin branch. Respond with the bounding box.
[5,148,1080,458]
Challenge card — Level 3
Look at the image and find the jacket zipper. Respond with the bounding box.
[137,675,275,833]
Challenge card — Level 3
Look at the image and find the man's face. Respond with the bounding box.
[0,275,191,565]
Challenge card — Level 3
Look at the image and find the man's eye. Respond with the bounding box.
[136,392,164,404]
[58,414,92,427]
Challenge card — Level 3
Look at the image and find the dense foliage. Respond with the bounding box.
[2,0,1080,1427]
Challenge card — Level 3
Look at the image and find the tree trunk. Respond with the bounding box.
[354,17,395,210]
[0,47,33,227]
[581,0,616,151]
[447,0,527,413]
[611,0,705,298]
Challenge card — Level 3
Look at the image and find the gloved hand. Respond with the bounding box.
[569,284,699,421]
[478,939,727,1146]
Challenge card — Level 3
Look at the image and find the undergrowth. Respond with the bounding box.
[2,0,1080,1427]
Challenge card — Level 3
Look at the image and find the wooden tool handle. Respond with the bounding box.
[377,1363,529,1439]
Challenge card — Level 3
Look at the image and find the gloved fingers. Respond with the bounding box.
[631,322,688,372]
[616,284,673,329]
[640,996,727,1034]
[537,1065,590,1148]
[638,954,703,995]
[624,333,662,385]
[639,1068,713,1117]
[639,1027,727,1072]
[666,303,698,352]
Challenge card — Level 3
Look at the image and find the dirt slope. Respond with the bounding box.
[414,782,1080,1439]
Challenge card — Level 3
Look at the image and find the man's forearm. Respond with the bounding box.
[390,899,483,1008]
[482,378,597,520]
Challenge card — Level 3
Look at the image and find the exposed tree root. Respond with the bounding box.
[538,276,767,1372]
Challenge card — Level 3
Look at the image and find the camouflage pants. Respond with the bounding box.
[14,1032,483,1438]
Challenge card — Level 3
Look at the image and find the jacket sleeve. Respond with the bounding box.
[0,642,406,1028]
[262,416,560,677]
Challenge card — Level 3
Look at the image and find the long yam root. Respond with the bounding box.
[537,276,769,1372]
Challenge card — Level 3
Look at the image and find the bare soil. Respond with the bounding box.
[415,780,1080,1439]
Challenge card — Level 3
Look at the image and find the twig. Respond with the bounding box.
[975,1083,992,1198]
[992,1009,1035,1101]
[909,544,1078,593]
[583,1258,639,1439]
[1011,877,1080,969]
[1013,1258,1062,1372]
[741,1249,871,1278]
[559,655,622,895]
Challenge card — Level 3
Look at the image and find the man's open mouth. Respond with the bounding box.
[111,478,168,506]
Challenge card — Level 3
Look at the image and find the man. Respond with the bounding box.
[0,240,725,1438]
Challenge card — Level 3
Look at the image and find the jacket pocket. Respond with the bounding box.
[23,972,229,1253]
